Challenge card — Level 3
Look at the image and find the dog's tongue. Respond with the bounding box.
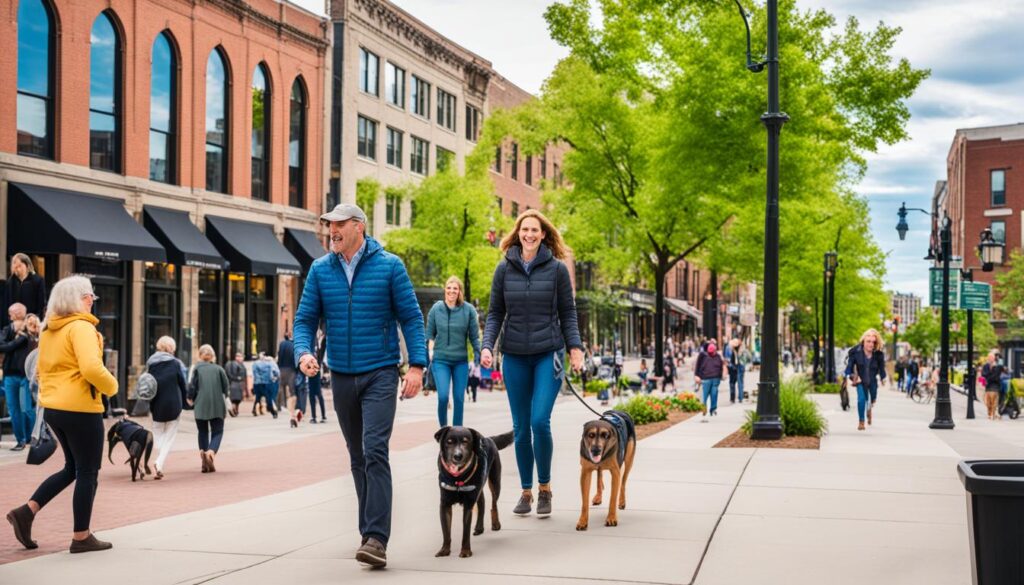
[445,462,463,476]
[590,453,603,464]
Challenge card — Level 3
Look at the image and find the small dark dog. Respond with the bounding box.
[434,426,513,558]
[107,419,154,482]
[577,410,636,530]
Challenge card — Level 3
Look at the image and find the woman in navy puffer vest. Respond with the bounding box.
[481,209,584,519]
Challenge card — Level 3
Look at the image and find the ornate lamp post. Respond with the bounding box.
[897,202,954,429]
[963,228,1006,419]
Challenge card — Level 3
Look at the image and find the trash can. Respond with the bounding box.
[957,460,1024,585]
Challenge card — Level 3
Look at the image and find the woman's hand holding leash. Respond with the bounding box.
[481,349,493,369]
[569,348,584,373]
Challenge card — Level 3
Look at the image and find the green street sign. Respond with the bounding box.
[960,281,992,312]
[929,268,959,307]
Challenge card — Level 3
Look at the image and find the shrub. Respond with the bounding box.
[741,379,827,437]
[618,375,635,389]
[662,394,704,412]
[585,379,610,395]
[614,395,669,425]
[814,383,841,394]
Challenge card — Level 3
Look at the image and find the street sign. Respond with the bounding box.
[929,268,960,307]
[959,281,993,312]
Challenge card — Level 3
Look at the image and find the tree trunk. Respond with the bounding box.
[654,259,668,377]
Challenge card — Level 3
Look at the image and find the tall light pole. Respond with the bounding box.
[733,0,787,440]
[897,203,954,429]
[825,251,838,383]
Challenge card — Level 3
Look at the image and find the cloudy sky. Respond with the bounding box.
[295,0,1024,304]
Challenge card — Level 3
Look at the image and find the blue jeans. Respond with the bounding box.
[432,360,468,427]
[857,384,878,422]
[3,375,30,444]
[195,417,224,452]
[502,351,563,489]
[702,378,722,413]
[308,374,326,419]
[331,367,399,547]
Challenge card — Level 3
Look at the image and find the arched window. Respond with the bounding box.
[89,11,122,173]
[150,31,177,184]
[205,48,229,193]
[251,64,270,202]
[17,0,56,159]
[288,78,307,208]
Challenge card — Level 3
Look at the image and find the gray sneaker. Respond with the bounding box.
[512,492,533,516]
[537,490,552,517]
[355,537,386,569]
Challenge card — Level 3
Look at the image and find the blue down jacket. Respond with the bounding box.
[293,236,428,375]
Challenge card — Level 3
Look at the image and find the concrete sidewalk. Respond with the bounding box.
[1,377,1021,584]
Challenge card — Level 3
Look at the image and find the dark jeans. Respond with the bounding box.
[331,367,399,547]
[30,409,104,532]
[253,383,277,415]
[196,418,225,453]
[309,374,326,419]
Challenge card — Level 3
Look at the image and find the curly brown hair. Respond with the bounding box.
[499,209,570,260]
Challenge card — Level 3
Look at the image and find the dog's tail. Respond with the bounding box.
[490,431,514,451]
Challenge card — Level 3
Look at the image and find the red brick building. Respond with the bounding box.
[942,123,1024,369]
[0,0,329,397]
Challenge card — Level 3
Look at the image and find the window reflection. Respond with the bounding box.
[206,48,229,193]
[289,79,306,208]
[150,32,176,183]
[251,65,269,202]
[90,12,121,173]
[17,0,54,159]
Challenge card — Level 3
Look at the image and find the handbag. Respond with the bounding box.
[27,419,57,465]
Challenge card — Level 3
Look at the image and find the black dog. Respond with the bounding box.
[434,427,513,558]
[107,419,154,482]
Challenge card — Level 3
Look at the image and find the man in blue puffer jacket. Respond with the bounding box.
[293,203,427,569]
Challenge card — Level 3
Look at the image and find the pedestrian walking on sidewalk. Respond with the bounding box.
[225,352,247,417]
[308,333,327,424]
[481,209,584,520]
[289,372,309,428]
[146,336,188,480]
[981,350,1005,420]
[695,340,727,416]
[3,253,47,329]
[251,353,279,417]
[294,203,428,569]
[844,329,887,431]
[468,361,481,403]
[426,275,481,427]
[188,345,229,473]
[6,275,116,553]
[278,334,297,414]
[895,355,908,393]
[1,304,37,450]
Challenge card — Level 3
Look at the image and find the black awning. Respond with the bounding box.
[204,215,301,276]
[7,182,166,262]
[143,207,228,270]
[284,228,326,273]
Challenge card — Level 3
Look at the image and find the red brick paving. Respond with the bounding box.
[0,417,437,564]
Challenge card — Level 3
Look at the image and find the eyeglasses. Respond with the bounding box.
[83,293,99,301]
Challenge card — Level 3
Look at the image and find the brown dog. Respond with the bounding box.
[577,410,636,530]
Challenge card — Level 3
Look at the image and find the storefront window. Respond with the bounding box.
[249,275,276,358]
[144,262,179,356]
[228,272,247,360]
[198,269,221,358]
[76,257,128,402]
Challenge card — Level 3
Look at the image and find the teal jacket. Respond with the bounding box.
[426,301,481,364]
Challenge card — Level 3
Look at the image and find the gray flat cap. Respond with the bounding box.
[320,203,367,223]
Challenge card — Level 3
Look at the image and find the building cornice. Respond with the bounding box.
[204,0,330,54]
[349,0,491,98]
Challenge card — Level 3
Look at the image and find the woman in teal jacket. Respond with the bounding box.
[426,276,480,427]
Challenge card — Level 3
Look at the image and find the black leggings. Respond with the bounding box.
[30,409,104,532]
[308,375,326,419]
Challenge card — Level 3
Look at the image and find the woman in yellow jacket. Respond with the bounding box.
[6,275,118,553]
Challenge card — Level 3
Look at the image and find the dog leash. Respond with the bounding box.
[564,376,605,418]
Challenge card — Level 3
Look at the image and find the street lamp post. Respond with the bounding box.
[734,0,786,439]
[896,203,954,429]
[824,251,838,382]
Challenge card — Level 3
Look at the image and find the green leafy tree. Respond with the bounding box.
[476,0,926,370]
[355,178,380,235]
[996,249,1024,339]
[903,308,997,361]
[383,168,507,310]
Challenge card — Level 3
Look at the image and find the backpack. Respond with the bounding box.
[135,372,158,401]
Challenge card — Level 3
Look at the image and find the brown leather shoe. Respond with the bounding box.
[201,451,210,473]
[69,533,112,553]
[7,505,37,549]
[857,422,866,431]
[355,537,387,568]
[206,450,216,473]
